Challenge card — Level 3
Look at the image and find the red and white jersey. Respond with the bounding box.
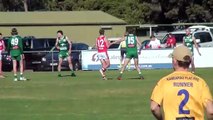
[96,35,108,53]
[0,40,5,51]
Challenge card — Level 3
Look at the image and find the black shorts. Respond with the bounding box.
[120,48,126,58]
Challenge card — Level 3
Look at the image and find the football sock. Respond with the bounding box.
[20,73,23,77]
[102,68,106,72]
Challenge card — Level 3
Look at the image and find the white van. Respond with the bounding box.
[161,28,213,47]
[189,25,213,35]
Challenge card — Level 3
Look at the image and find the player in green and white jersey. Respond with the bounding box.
[115,29,144,80]
[7,28,27,81]
[55,30,76,77]
[183,28,201,73]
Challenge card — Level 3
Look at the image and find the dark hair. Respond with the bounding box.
[127,28,134,34]
[150,35,155,38]
[0,33,2,35]
[99,29,104,35]
[57,30,63,35]
[11,28,18,35]
[177,56,191,69]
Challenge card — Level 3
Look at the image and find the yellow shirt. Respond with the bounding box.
[120,40,126,48]
[151,71,213,120]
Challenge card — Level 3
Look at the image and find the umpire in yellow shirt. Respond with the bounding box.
[150,45,213,120]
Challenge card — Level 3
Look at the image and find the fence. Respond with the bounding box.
[2,50,82,72]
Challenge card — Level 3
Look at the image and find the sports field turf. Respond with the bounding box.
[0,68,212,120]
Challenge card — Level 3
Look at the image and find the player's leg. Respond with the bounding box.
[99,59,107,80]
[12,57,18,81]
[67,56,76,77]
[117,58,131,80]
[133,58,144,79]
[104,52,110,69]
[191,56,195,73]
[58,57,63,77]
[19,55,26,81]
[120,49,125,68]
[126,52,131,70]
[0,54,5,78]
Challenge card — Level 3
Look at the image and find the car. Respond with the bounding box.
[1,36,56,71]
[24,37,56,70]
[36,43,89,71]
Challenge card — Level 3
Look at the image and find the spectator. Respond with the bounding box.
[166,33,176,48]
[118,32,130,70]
[150,45,213,120]
[148,35,161,49]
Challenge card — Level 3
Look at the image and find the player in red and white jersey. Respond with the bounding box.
[0,33,5,78]
[95,29,110,80]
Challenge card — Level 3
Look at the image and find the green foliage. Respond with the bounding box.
[0,0,212,23]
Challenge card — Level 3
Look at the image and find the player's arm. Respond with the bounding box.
[150,80,164,120]
[193,36,201,56]
[136,37,143,54]
[182,37,185,46]
[206,100,213,120]
[110,37,124,46]
[66,36,72,54]
[104,37,110,48]
[150,101,163,120]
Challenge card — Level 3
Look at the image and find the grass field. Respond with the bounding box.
[0,68,213,120]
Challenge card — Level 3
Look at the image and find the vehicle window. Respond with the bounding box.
[72,44,77,50]
[109,44,119,49]
[23,38,32,49]
[210,28,213,35]
[47,39,56,48]
[33,39,46,49]
[77,44,88,50]
[194,32,212,43]
[161,34,168,44]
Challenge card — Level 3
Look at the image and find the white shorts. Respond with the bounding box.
[97,52,108,60]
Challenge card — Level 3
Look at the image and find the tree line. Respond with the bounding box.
[0,0,212,24]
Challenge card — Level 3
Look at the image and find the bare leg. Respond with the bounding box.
[99,59,106,77]
[67,57,76,76]
[104,58,110,69]
[67,57,73,71]
[58,58,63,76]
[117,58,131,80]
[0,60,2,74]
[133,58,141,74]
[134,58,144,79]
[13,60,18,81]
[0,60,4,78]
[20,59,24,75]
